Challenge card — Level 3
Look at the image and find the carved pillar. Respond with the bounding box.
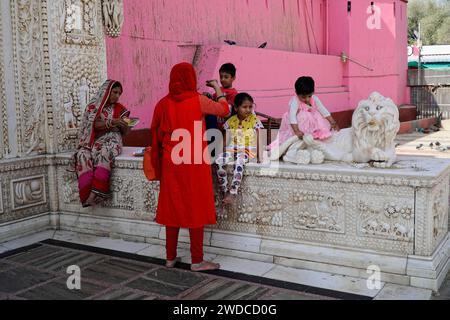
[0,0,107,158]
[8,0,47,156]
[0,0,18,159]
[0,0,5,160]
[46,0,107,154]
[0,0,107,222]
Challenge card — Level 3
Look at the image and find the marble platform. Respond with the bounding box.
[1,145,450,293]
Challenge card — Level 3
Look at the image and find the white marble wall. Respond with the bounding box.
[0,0,108,157]
[0,0,108,223]
[55,152,450,257]
[46,152,450,291]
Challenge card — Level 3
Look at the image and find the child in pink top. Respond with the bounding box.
[270,77,339,149]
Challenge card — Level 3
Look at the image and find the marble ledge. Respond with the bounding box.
[50,148,450,188]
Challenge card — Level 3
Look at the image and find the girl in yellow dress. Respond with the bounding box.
[215,93,264,205]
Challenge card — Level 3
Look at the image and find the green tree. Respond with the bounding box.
[408,0,450,45]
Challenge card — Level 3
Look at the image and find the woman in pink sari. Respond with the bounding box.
[70,80,131,207]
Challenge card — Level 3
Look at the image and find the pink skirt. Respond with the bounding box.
[269,109,332,149]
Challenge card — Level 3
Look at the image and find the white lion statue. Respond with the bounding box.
[271,92,400,168]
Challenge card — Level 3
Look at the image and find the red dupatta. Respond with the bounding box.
[150,62,201,179]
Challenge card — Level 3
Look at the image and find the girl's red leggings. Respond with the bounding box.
[165,226,204,264]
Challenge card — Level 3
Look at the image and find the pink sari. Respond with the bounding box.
[68,80,130,207]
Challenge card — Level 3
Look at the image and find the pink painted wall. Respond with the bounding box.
[327,0,409,106]
[196,45,347,118]
[107,0,328,128]
[106,0,409,128]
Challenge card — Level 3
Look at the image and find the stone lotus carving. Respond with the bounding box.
[274,92,400,168]
[102,0,123,37]
[11,175,46,210]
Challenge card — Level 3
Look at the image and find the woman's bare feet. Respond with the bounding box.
[166,257,181,268]
[222,193,237,206]
[191,261,220,272]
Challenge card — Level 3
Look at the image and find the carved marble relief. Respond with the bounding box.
[291,191,344,233]
[357,198,414,242]
[63,171,79,204]
[101,0,123,37]
[431,181,449,249]
[47,0,107,153]
[102,177,135,211]
[11,175,47,210]
[10,0,47,156]
[60,56,102,135]
[236,187,284,227]
[142,181,159,220]
[0,3,8,159]
[63,0,99,45]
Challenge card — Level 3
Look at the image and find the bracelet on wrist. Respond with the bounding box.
[216,95,226,101]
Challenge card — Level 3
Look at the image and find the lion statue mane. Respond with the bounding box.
[271,92,400,168]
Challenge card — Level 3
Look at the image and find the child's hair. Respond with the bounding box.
[234,92,254,108]
[295,76,315,96]
[231,93,253,117]
[112,81,123,92]
[219,63,237,77]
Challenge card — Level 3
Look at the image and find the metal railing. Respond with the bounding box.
[410,85,450,120]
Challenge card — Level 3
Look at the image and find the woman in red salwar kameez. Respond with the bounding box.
[70,80,131,207]
[151,63,230,272]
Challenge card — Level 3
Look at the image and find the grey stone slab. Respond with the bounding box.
[93,288,157,300]
[264,291,329,300]
[181,278,269,300]
[433,280,450,300]
[26,249,105,273]
[126,268,206,297]
[17,279,107,300]
[0,261,14,272]
[146,268,207,288]
[0,267,55,294]
[81,258,154,285]
[5,245,62,264]
[374,284,432,300]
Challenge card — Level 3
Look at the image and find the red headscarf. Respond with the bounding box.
[168,62,199,102]
[150,62,201,180]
